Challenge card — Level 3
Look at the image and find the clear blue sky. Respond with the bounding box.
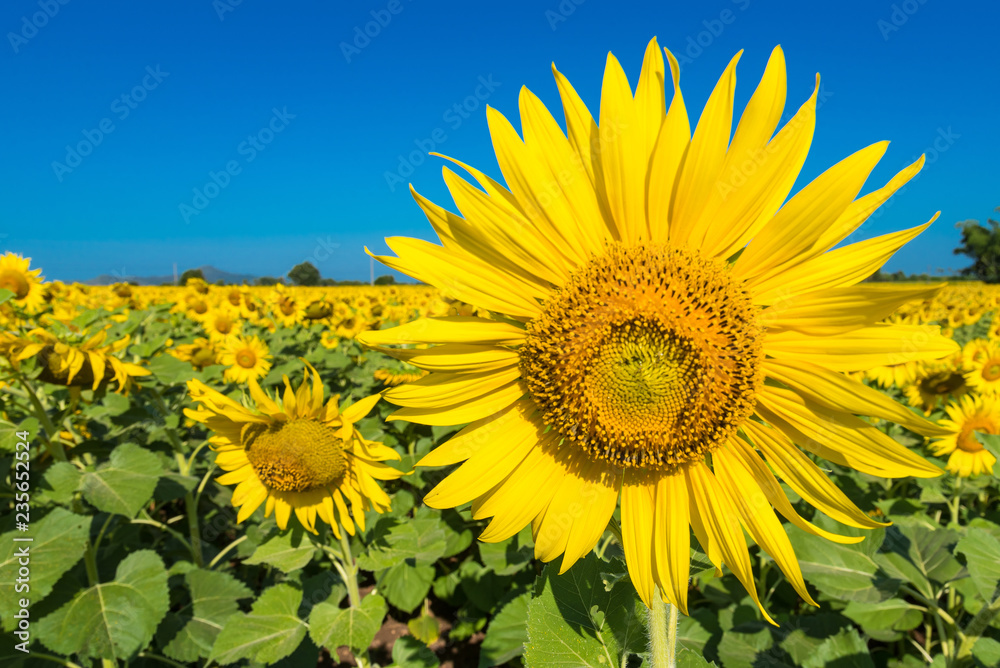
[3,0,997,282]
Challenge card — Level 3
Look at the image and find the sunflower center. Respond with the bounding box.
[236,349,257,368]
[243,419,348,492]
[982,361,1000,382]
[919,371,965,397]
[520,243,763,471]
[0,269,30,299]
[215,317,232,334]
[957,417,999,453]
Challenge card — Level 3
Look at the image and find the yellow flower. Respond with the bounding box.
[930,395,999,477]
[360,39,957,620]
[185,363,404,535]
[0,253,46,314]
[965,340,1000,396]
[202,307,243,342]
[170,337,219,370]
[903,355,967,414]
[219,335,271,383]
[2,327,149,393]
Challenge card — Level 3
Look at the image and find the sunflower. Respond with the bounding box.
[904,356,968,414]
[965,340,1000,396]
[202,306,243,342]
[1,327,149,393]
[185,363,403,535]
[0,253,46,314]
[219,335,272,384]
[170,337,219,370]
[930,395,1000,477]
[358,39,958,619]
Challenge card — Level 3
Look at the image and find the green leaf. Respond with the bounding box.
[524,554,645,667]
[716,622,773,668]
[37,462,82,504]
[478,591,529,667]
[785,524,898,602]
[243,528,316,573]
[79,442,162,517]
[391,635,439,667]
[778,613,850,665]
[210,583,307,665]
[676,649,719,667]
[309,592,387,653]
[972,637,1000,668]
[801,628,875,668]
[842,599,922,641]
[379,561,436,613]
[0,508,90,632]
[158,569,253,662]
[479,526,534,576]
[408,610,441,645]
[146,353,197,385]
[0,418,37,453]
[0,288,13,305]
[977,432,1000,477]
[956,527,1000,601]
[35,550,169,662]
[356,516,449,572]
[875,524,963,598]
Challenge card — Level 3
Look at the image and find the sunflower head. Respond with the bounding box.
[0,252,46,314]
[931,394,1000,477]
[220,335,272,383]
[185,362,404,535]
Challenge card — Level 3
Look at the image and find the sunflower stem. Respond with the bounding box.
[19,375,67,462]
[955,584,1000,662]
[648,587,677,668]
[338,531,362,608]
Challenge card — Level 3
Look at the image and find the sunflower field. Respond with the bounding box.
[4,39,1000,668]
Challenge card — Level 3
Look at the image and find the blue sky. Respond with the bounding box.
[3,0,998,282]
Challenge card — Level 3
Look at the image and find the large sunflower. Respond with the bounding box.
[185,363,404,535]
[358,39,958,619]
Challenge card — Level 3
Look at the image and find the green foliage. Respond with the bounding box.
[287,261,321,286]
[955,211,1000,282]
[179,268,204,285]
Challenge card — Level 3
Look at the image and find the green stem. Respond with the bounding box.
[338,531,362,608]
[184,491,205,567]
[19,376,67,462]
[647,588,677,668]
[208,535,247,569]
[83,540,100,587]
[955,584,1000,660]
[22,651,85,668]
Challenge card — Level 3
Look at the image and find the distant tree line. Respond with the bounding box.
[174,262,398,287]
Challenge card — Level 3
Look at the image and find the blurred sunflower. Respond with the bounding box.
[904,356,968,414]
[170,337,219,370]
[360,39,957,618]
[202,306,243,342]
[0,253,46,314]
[219,335,271,383]
[1,327,149,393]
[930,394,999,477]
[965,340,1000,396]
[185,363,403,535]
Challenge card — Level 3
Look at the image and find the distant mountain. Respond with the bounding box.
[83,265,258,286]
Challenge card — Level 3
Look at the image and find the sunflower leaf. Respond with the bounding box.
[79,442,162,517]
[801,628,875,668]
[243,527,316,573]
[35,550,169,662]
[157,568,253,662]
[0,288,13,305]
[523,553,644,668]
[842,599,923,641]
[478,590,530,668]
[356,515,449,571]
[146,353,197,385]
[955,527,1000,602]
[309,592,387,654]
[0,508,90,633]
[391,635,440,667]
[785,524,899,603]
[874,524,963,599]
[209,583,307,665]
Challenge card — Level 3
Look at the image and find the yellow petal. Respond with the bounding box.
[357,317,526,347]
[620,470,656,607]
[646,48,689,241]
[652,471,691,615]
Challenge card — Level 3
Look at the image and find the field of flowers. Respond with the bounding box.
[2,254,1000,668]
